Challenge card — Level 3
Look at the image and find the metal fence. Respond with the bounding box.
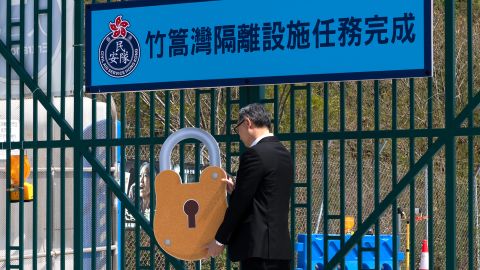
[0,0,479,270]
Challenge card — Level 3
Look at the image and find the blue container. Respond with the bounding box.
[296,234,404,270]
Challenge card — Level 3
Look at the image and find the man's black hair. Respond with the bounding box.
[238,103,271,129]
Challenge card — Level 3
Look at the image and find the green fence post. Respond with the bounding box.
[239,86,265,107]
[445,0,457,269]
[467,1,474,270]
[74,0,84,269]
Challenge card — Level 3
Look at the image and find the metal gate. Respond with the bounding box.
[0,0,479,270]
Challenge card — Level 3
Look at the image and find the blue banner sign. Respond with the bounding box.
[86,0,432,93]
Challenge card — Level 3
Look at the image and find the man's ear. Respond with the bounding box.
[245,117,253,128]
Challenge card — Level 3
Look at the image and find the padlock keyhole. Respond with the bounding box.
[184,199,199,228]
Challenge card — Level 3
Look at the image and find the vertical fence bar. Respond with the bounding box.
[179,93,185,187]
[134,92,141,269]
[445,0,457,268]
[89,1,98,265]
[5,1,12,268]
[19,0,26,267]
[374,80,380,270]
[73,0,84,268]
[195,90,200,168]
[165,90,171,138]
[210,89,217,270]
[195,89,202,270]
[103,0,113,262]
[179,91,185,178]
[46,0,53,266]
[322,83,329,269]
[194,89,201,270]
[164,90,177,268]
[211,89,216,132]
[165,104,170,270]
[289,86,297,270]
[467,0,474,269]
[427,77,434,270]
[356,81,363,270]
[179,91,185,217]
[409,78,416,270]
[391,79,398,270]
[273,86,279,135]
[91,91,97,270]
[339,82,346,269]
[296,84,312,269]
[195,90,201,270]
[167,92,174,270]
[270,87,278,270]
[149,91,156,269]
[106,94,112,270]
[225,87,232,270]
[60,0,67,268]
[322,85,328,269]
[468,101,474,270]
[306,84,312,270]
[33,0,40,266]
[120,93,126,270]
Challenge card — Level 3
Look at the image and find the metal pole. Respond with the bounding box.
[73,0,84,269]
[445,0,457,268]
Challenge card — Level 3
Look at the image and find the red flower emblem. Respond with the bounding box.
[109,16,130,38]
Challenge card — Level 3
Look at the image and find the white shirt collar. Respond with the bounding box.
[250,133,274,147]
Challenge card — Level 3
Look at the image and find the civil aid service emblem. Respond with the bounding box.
[98,16,140,78]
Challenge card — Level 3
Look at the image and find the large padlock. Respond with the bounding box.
[154,128,227,261]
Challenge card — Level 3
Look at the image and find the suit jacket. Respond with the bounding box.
[215,136,294,262]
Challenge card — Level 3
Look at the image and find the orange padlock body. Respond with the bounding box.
[154,166,227,261]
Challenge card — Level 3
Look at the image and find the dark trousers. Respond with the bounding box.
[240,258,291,270]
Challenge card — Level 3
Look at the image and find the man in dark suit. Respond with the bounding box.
[206,103,294,270]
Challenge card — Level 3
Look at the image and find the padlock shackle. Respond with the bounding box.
[159,128,221,172]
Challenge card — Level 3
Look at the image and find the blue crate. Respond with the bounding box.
[296,234,404,270]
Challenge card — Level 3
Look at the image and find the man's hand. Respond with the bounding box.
[205,239,225,258]
[222,175,235,194]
